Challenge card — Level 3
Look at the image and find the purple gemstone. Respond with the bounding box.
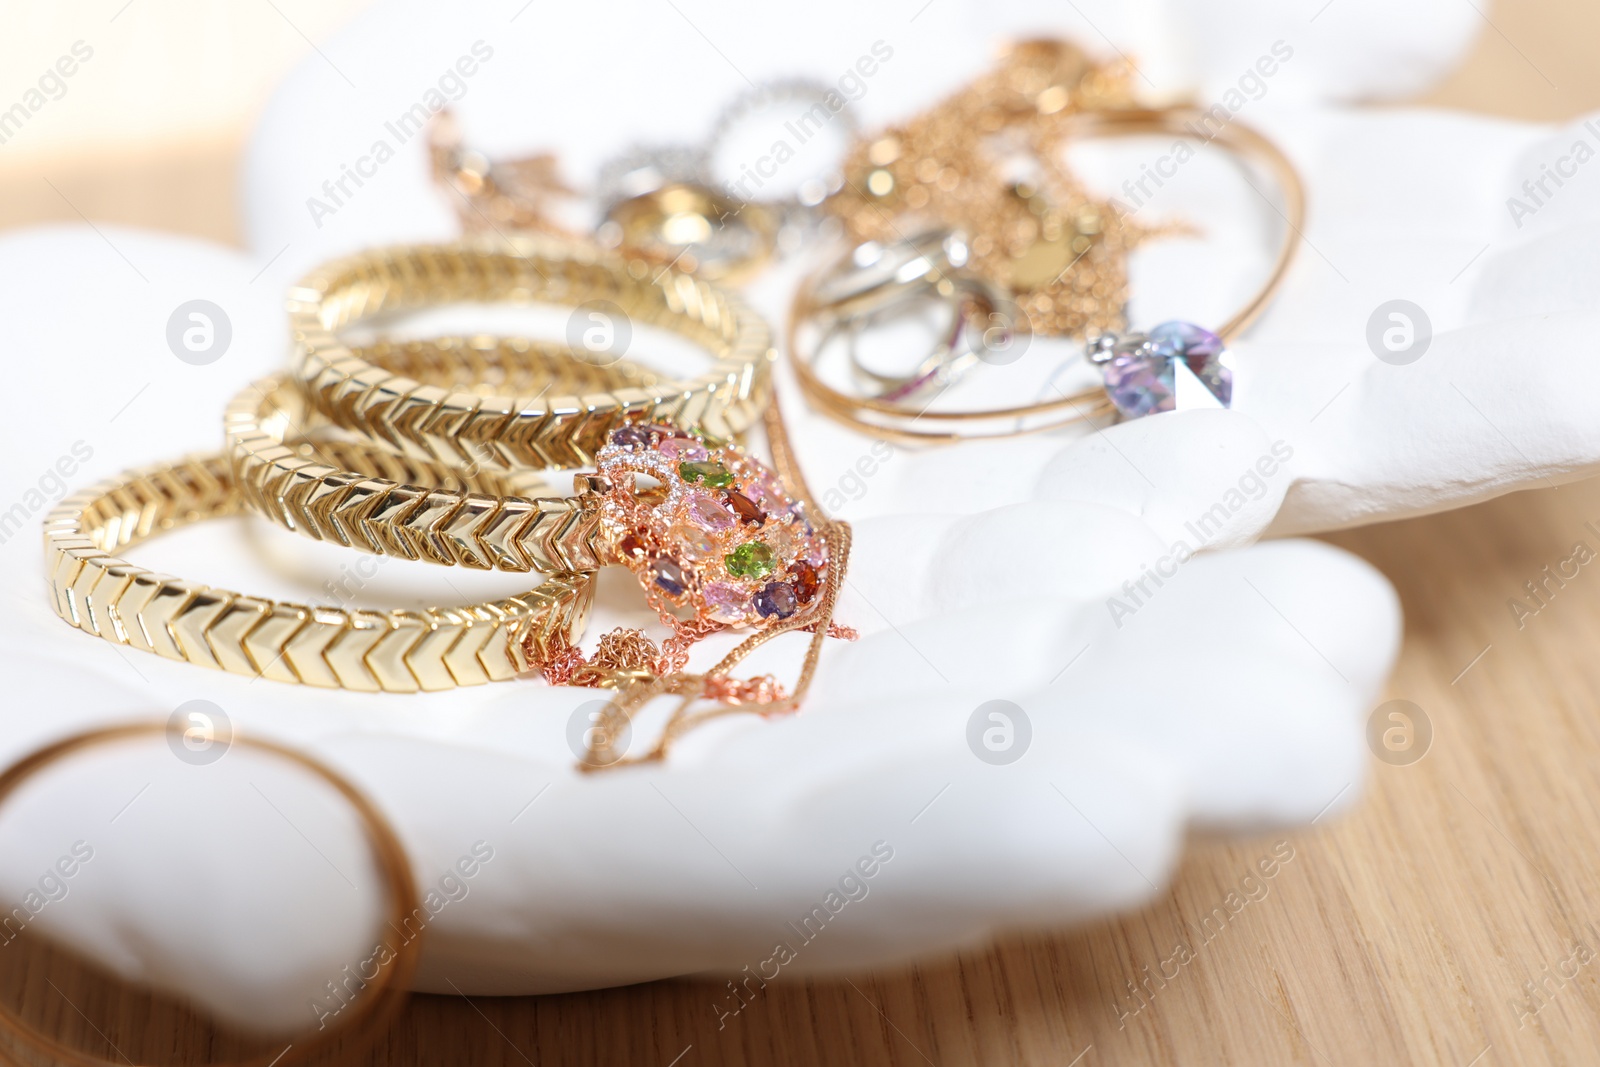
[704,582,751,623]
[1097,322,1232,420]
[1102,344,1176,418]
[610,424,654,449]
[689,494,736,531]
[1150,320,1223,360]
[651,557,689,597]
[1151,321,1231,406]
[753,581,798,620]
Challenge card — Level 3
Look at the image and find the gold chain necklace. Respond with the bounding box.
[826,39,1150,337]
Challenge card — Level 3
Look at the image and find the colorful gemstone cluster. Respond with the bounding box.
[596,423,830,628]
[1087,320,1233,420]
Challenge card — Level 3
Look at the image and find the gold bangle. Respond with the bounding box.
[0,721,420,1067]
[791,106,1305,442]
[44,454,592,693]
[1072,107,1304,342]
[226,373,612,573]
[317,333,664,405]
[288,238,775,470]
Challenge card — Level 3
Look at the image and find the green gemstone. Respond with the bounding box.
[724,542,775,579]
[679,459,733,488]
[694,426,729,449]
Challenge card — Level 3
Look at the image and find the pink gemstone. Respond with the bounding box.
[659,437,708,461]
[689,495,735,531]
[756,472,786,506]
[703,582,751,623]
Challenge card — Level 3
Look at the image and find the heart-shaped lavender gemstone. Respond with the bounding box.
[1096,321,1232,419]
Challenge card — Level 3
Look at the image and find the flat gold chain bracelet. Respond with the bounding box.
[288,239,775,470]
[227,371,614,573]
[44,454,593,693]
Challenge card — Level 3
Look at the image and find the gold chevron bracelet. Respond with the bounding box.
[288,238,775,471]
[227,371,615,573]
[44,454,593,692]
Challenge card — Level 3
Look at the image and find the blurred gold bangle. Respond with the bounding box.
[0,721,421,1067]
[288,238,775,470]
[227,372,614,574]
[44,454,592,693]
[788,107,1304,443]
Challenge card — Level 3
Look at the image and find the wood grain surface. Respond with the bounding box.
[337,482,1600,1067]
[3,1,1599,1063]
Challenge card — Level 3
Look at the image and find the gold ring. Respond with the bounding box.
[0,720,420,1066]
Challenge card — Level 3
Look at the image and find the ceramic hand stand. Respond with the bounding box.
[0,227,1389,1027]
[0,0,1586,1031]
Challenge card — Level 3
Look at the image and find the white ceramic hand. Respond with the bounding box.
[3,0,1559,1027]
[0,221,1392,1024]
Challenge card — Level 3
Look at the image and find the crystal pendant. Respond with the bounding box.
[1088,320,1233,420]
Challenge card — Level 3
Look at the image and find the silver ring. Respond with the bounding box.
[800,236,1013,406]
[706,78,860,211]
[808,229,971,315]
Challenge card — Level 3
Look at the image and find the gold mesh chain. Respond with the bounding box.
[825,39,1147,339]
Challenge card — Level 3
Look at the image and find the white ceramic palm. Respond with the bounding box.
[4,0,1591,1033]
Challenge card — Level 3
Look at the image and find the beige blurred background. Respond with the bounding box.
[0,0,369,240]
[0,0,1596,243]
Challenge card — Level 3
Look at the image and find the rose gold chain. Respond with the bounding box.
[523,388,856,768]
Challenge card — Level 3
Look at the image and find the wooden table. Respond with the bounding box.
[3,2,1598,1062]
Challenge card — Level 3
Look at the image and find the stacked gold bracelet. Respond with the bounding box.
[226,358,627,574]
[45,238,850,718]
[44,453,592,692]
[288,239,775,470]
[268,241,851,727]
